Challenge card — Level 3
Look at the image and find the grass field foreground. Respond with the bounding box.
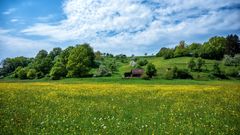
[0,81,240,134]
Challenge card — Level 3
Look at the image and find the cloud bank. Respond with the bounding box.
[1,0,240,60]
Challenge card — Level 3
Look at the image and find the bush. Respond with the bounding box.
[163,49,174,59]
[165,67,192,79]
[146,63,157,78]
[188,58,196,71]
[141,74,150,80]
[225,68,239,77]
[223,54,240,66]
[175,69,193,79]
[196,57,205,71]
[137,59,148,66]
[50,61,67,80]
[165,69,174,80]
[224,55,234,66]
[17,68,28,79]
[210,62,226,79]
[13,66,23,78]
[27,69,37,79]
[96,65,112,77]
[36,72,44,79]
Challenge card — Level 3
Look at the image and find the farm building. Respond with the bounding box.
[124,69,144,78]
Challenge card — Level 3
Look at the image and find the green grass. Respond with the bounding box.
[1,56,239,134]
[119,56,238,80]
[0,81,240,134]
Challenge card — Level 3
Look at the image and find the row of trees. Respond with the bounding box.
[0,44,96,80]
[156,34,240,60]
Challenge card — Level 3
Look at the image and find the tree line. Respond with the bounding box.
[0,34,239,80]
[0,44,96,80]
[156,34,240,60]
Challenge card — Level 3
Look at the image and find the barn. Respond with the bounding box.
[124,69,144,78]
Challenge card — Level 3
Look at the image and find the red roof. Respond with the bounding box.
[131,69,144,75]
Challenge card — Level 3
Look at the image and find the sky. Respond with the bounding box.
[0,0,240,61]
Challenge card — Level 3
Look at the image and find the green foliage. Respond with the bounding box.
[13,66,23,78]
[107,60,118,73]
[36,72,44,79]
[67,44,95,77]
[96,65,112,77]
[174,41,190,57]
[137,59,148,66]
[210,62,226,79]
[141,73,150,80]
[146,63,157,78]
[196,57,205,71]
[94,51,103,61]
[188,43,202,57]
[225,68,239,77]
[165,66,192,79]
[48,47,62,61]
[0,57,31,76]
[187,58,196,71]
[33,50,53,75]
[27,69,37,79]
[50,60,67,80]
[200,36,227,60]
[175,69,193,79]
[225,34,240,56]
[59,46,74,65]
[165,69,175,80]
[156,47,168,57]
[224,55,240,66]
[17,67,28,79]
[156,48,174,59]
[163,49,174,59]
[115,54,127,63]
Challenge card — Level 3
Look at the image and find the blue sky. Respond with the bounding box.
[0,0,240,61]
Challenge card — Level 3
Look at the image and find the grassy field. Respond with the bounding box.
[0,80,240,134]
[117,56,239,80]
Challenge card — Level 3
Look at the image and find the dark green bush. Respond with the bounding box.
[146,63,157,78]
[165,69,174,80]
[36,72,44,79]
[225,68,239,77]
[142,74,150,80]
[137,59,148,66]
[165,67,192,79]
[17,68,28,79]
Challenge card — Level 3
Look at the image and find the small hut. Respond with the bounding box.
[124,69,144,78]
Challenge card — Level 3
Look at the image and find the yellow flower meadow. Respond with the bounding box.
[0,81,239,134]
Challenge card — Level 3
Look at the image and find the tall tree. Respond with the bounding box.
[174,41,189,57]
[32,50,52,75]
[188,58,196,71]
[48,47,62,61]
[0,56,31,76]
[200,36,227,60]
[67,44,95,77]
[225,34,240,56]
[146,63,157,78]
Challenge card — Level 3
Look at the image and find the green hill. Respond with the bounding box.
[116,56,237,80]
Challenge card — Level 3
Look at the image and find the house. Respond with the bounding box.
[124,69,144,78]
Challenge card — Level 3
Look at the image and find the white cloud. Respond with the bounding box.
[10,19,19,22]
[2,8,16,15]
[0,30,54,61]
[20,0,240,55]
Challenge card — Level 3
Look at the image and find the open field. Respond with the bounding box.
[0,81,240,134]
